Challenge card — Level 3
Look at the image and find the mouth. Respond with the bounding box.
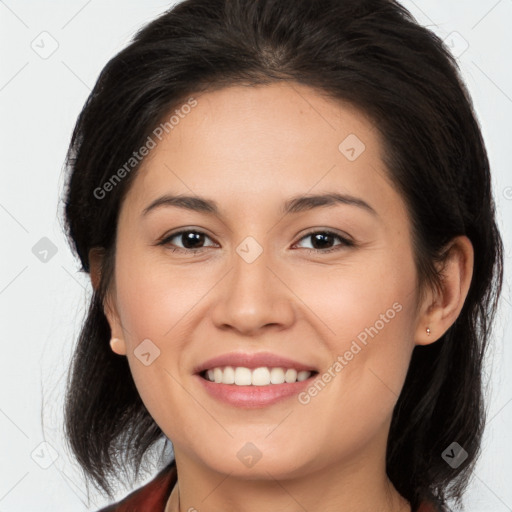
[199,366,319,386]
[195,365,320,408]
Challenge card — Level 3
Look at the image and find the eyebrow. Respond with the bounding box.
[141,192,378,218]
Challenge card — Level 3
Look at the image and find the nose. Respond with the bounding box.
[211,246,296,336]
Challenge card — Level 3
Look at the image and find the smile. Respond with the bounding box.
[196,367,319,408]
[201,366,316,386]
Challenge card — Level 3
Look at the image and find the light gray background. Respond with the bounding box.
[1,0,511,510]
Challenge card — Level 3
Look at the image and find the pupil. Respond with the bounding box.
[183,232,204,249]
[313,233,333,249]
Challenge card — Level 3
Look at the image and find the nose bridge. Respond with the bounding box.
[230,236,276,309]
[232,236,271,293]
[211,234,295,333]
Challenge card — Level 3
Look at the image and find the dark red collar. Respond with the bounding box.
[97,461,177,511]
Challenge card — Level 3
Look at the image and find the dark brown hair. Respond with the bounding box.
[61,0,503,509]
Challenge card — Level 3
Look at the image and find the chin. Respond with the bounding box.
[197,444,313,481]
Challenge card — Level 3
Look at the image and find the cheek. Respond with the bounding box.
[112,249,227,436]
[114,247,211,343]
[293,298,416,467]
[297,248,418,419]
[298,251,417,354]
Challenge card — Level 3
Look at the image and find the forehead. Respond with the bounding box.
[120,82,403,224]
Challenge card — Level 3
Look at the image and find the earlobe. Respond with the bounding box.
[102,290,127,355]
[110,337,127,356]
[105,300,127,356]
[89,247,126,355]
[415,236,474,346]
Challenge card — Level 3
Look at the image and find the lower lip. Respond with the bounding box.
[195,373,317,408]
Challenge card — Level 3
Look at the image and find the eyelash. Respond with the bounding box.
[157,229,355,255]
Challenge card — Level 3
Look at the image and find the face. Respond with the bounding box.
[103,82,426,479]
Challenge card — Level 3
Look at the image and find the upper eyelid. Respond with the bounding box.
[162,228,218,244]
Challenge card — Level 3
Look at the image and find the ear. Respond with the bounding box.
[88,247,127,356]
[414,236,474,346]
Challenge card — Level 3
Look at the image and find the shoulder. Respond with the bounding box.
[96,460,177,512]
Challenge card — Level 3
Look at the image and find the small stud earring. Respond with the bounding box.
[426,327,431,336]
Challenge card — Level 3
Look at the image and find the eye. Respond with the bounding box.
[293,230,354,254]
[158,229,217,254]
[157,228,354,255]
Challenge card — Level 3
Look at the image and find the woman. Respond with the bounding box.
[62,0,503,511]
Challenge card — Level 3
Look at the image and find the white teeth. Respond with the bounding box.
[251,367,270,386]
[297,370,311,382]
[213,368,223,383]
[234,367,252,385]
[285,369,297,383]
[223,366,235,384]
[203,366,314,385]
[270,367,285,384]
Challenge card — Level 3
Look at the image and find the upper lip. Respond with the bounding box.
[193,351,319,374]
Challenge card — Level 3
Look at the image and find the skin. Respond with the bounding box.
[89,82,473,512]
